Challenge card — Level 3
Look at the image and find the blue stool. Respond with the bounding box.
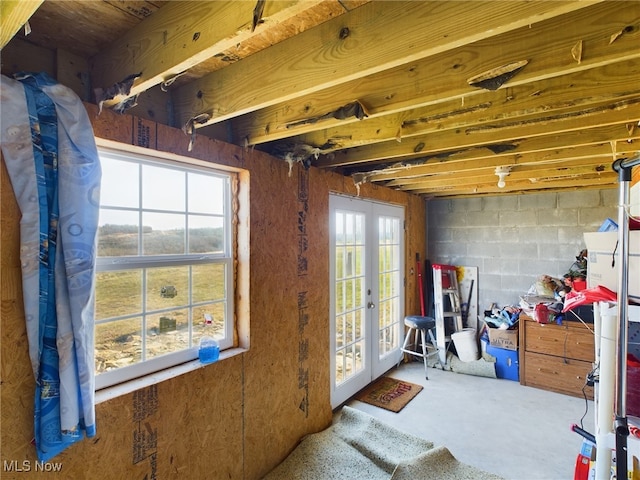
[398,315,440,379]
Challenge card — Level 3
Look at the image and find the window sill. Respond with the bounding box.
[95,347,247,404]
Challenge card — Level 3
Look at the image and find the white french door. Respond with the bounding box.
[329,194,405,408]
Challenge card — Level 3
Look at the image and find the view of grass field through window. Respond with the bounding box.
[95,226,228,373]
[95,149,233,384]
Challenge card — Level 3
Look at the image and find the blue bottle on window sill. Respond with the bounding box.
[199,336,220,364]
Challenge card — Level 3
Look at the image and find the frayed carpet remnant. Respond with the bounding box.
[262,406,504,480]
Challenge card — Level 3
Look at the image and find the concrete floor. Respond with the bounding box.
[347,360,595,480]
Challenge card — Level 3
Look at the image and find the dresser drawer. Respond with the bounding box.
[524,320,594,362]
[523,351,594,399]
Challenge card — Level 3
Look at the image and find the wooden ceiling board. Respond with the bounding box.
[23,0,151,58]
[232,1,640,147]
[1,0,638,198]
[90,0,332,104]
[171,1,601,126]
[174,0,354,86]
[0,0,44,49]
[319,97,640,168]
[366,123,640,183]
[261,60,640,157]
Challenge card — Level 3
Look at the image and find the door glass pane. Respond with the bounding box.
[377,216,402,358]
[334,210,366,385]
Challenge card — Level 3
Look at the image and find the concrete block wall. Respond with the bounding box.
[427,188,618,313]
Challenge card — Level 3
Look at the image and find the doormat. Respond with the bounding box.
[356,377,423,413]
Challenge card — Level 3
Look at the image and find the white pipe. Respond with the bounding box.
[595,302,617,480]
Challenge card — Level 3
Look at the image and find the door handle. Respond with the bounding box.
[367,302,375,309]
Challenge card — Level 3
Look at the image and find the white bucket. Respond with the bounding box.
[452,328,479,362]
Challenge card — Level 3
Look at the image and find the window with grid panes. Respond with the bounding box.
[94,147,235,389]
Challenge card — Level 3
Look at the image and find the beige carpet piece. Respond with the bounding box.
[262,406,504,480]
[425,350,498,378]
[391,446,504,480]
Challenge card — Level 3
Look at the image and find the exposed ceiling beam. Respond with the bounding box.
[90,0,333,106]
[233,1,640,146]
[382,145,626,186]
[172,0,603,129]
[318,98,640,168]
[275,60,640,153]
[364,124,640,182]
[413,172,617,197]
[395,160,619,191]
[0,0,43,49]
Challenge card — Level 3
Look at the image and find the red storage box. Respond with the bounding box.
[628,355,640,418]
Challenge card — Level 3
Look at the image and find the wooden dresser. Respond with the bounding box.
[519,314,595,399]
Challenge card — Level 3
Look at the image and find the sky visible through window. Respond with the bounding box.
[99,155,225,232]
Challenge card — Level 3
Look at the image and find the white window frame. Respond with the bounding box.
[94,146,236,390]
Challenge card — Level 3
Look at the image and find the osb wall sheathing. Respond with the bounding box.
[0,105,426,479]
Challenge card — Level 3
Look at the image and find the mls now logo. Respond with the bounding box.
[3,460,63,472]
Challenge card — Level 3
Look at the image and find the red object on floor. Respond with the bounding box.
[573,454,591,480]
[628,354,640,418]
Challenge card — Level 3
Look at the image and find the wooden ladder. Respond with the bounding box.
[432,264,464,364]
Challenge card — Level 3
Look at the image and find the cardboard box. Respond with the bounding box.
[486,344,519,381]
[583,231,640,302]
[483,322,518,351]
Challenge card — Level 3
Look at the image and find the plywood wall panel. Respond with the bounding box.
[86,104,134,145]
[0,104,426,479]
[242,158,332,480]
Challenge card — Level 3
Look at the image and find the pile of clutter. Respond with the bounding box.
[519,249,589,325]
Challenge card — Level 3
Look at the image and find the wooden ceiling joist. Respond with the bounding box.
[90,0,333,106]
[171,0,602,128]
[0,0,44,49]
[383,145,627,187]
[411,172,618,198]
[394,161,620,192]
[272,60,640,155]
[319,98,640,168]
[3,0,637,198]
[234,1,639,147]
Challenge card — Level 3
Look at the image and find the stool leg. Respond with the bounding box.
[420,328,429,380]
[398,326,412,368]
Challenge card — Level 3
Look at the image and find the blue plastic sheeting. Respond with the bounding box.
[0,72,100,461]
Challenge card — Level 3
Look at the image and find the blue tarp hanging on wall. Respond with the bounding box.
[0,72,101,461]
